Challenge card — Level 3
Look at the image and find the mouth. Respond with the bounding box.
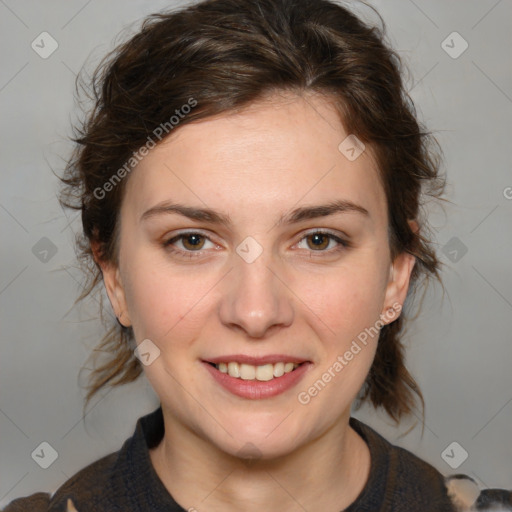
[206,361,304,381]
[202,356,312,399]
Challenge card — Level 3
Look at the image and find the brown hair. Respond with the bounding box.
[59,0,445,424]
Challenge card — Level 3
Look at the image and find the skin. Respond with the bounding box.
[95,90,416,511]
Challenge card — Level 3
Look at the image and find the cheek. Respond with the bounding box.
[121,255,219,341]
[294,266,384,416]
[295,259,387,342]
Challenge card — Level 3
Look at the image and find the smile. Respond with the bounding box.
[202,357,311,399]
[214,361,300,381]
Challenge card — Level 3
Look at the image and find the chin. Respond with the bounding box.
[227,437,298,462]
[206,419,305,462]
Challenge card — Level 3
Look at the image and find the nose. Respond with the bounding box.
[218,246,294,339]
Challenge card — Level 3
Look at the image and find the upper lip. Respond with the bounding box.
[204,354,310,365]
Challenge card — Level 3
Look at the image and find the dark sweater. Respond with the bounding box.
[1,406,502,511]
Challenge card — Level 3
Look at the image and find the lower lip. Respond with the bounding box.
[202,362,311,399]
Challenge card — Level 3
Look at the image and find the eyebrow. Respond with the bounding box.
[140,199,369,226]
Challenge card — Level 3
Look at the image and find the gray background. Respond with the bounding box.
[1,0,511,506]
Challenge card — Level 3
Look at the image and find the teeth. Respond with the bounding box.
[215,361,300,381]
[227,362,240,378]
[256,364,274,381]
[273,362,284,377]
[240,363,255,380]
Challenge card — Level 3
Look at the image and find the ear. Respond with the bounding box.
[91,241,132,327]
[380,220,418,324]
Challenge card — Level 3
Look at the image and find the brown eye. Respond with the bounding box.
[296,231,348,253]
[164,232,214,254]
[305,232,330,250]
[180,233,206,250]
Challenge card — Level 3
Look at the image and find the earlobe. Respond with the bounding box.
[381,219,419,322]
[91,241,132,327]
[381,251,416,323]
[104,265,132,327]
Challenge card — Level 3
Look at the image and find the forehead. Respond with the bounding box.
[123,92,387,226]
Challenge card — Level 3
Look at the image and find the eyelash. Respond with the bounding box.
[162,230,349,259]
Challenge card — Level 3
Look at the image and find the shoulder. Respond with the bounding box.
[384,434,457,509]
[350,417,512,511]
[2,451,119,512]
[2,406,168,512]
[2,496,80,512]
[349,417,456,510]
[445,474,512,511]
[2,492,52,512]
[386,443,512,511]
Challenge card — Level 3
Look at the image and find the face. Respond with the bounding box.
[99,91,415,459]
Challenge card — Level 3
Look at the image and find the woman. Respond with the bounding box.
[4,0,511,511]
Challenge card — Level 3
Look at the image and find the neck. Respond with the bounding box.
[149,410,371,512]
